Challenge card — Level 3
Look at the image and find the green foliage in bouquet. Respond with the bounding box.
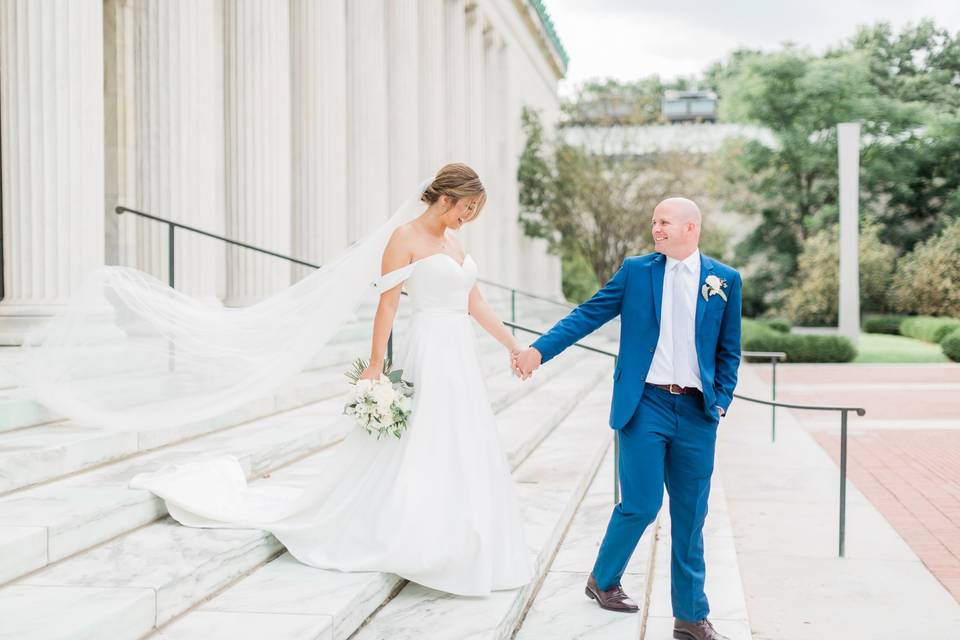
[344,357,407,386]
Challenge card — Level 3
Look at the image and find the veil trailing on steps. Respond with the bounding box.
[12,177,435,432]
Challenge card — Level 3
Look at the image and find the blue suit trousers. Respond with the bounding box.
[591,384,718,622]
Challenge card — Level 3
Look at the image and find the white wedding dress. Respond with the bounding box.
[130,251,534,596]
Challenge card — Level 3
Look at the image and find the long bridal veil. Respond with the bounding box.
[12,177,434,431]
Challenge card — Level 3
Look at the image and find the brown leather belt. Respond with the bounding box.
[647,383,702,396]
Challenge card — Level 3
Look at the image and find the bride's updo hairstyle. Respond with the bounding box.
[421,163,487,222]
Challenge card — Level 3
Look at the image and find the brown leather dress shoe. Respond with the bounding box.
[584,574,639,613]
[673,617,730,640]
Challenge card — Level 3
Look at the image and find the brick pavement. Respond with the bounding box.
[813,429,960,601]
[756,364,960,602]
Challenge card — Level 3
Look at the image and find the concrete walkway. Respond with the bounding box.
[718,366,960,639]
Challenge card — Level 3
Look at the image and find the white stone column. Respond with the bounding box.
[461,5,486,263]
[104,0,136,269]
[123,0,225,298]
[498,40,519,288]
[465,7,485,171]
[290,0,347,281]
[418,0,445,177]
[0,0,105,344]
[443,0,467,162]
[483,35,514,286]
[223,0,292,306]
[482,28,503,284]
[838,122,861,343]
[346,0,389,242]
[387,0,420,210]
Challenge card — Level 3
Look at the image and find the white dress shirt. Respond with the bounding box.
[646,250,702,390]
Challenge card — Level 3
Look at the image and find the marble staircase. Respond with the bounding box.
[0,301,750,640]
[0,330,574,584]
[0,328,612,639]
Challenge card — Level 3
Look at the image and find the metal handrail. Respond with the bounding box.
[741,351,786,442]
[116,207,863,556]
[505,323,864,559]
[115,205,539,361]
[116,206,322,272]
[115,206,566,344]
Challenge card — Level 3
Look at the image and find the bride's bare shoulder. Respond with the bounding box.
[384,224,419,263]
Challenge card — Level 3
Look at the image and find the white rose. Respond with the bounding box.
[397,394,412,412]
[372,382,397,406]
[705,275,721,290]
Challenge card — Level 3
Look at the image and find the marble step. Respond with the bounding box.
[0,366,346,495]
[0,303,552,436]
[0,354,610,639]
[148,362,614,640]
[0,342,528,585]
[0,332,512,496]
[641,473,752,640]
[0,333,370,435]
[515,449,657,639]
[517,462,752,639]
[349,380,616,640]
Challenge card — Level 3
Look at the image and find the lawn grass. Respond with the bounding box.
[853,333,950,363]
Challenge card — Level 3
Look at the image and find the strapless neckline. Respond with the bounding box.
[415,252,472,270]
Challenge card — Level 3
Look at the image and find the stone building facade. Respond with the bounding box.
[0,0,567,343]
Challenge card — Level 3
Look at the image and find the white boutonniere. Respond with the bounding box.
[701,274,728,302]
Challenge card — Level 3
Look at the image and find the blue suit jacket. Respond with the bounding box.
[532,252,742,429]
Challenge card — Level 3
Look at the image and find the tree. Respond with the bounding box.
[518,108,720,287]
[711,25,959,311]
[889,218,960,317]
[850,21,960,249]
[782,222,897,326]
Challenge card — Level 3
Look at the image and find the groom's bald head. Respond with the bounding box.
[656,197,702,227]
[652,197,702,260]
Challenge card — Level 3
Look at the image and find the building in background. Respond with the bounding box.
[0,0,567,344]
[661,89,718,123]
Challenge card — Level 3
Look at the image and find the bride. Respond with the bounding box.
[116,164,534,596]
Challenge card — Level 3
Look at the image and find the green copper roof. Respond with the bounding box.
[529,0,569,72]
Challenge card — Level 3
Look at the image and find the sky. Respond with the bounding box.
[544,0,960,95]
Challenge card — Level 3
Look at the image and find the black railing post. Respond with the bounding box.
[613,357,620,505]
[167,223,175,288]
[839,408,849,558]
[510,289,517,336]
[771,358,778,442]
[167,223,175,371]
[387,331,394,367]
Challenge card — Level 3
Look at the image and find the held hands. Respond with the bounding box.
[359,360,383,381]
[511,347,542,380]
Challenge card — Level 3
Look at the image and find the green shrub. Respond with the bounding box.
[900,316,960,344]
[561,252,600,304]
[942,329,960,362]
[891,219,960,317]
[741,320,857,362]
[862,314,907,335]
[761,318,791,334]
[783,222,897,326]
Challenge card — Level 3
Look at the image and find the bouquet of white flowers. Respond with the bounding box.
[343,358,415,439]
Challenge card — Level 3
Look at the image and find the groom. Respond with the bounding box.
[514,197,741,640]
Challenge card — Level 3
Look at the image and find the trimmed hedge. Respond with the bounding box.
[760,318,791,334]
[942,329,960,362]
[900,316,960,344]
[862,314,907,335]
[741,320,857,363]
